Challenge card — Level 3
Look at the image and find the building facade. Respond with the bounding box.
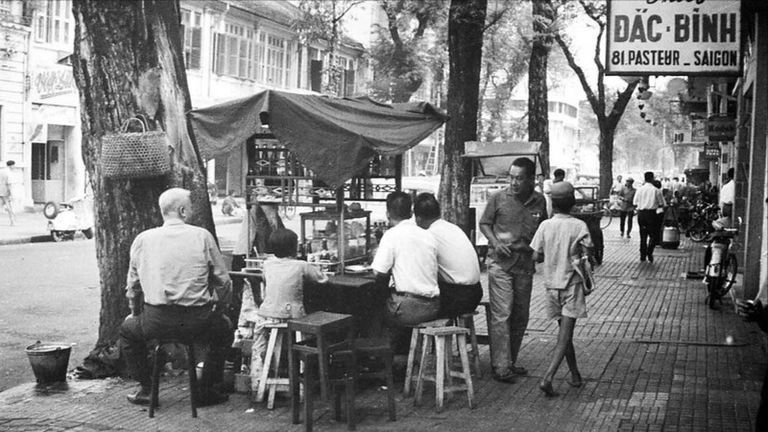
[0,0,369,205]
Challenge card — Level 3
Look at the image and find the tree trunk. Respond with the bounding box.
[439,0,487,233]
[528,0,553,176]
[598,127,615,199]
[71,0,213,358]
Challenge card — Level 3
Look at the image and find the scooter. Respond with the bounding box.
[43,196,94,242]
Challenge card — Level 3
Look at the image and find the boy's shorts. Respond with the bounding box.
[544,283,588,320]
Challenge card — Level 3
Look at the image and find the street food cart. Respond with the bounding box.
[189,90,447,272]
[462,141,544,251]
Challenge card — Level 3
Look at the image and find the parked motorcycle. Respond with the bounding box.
[681,201,719,242]
[43,196,94,242]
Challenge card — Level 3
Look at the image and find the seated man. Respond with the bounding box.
[413,193,482,318]
[372,191,440,326]
[119,188,233,406]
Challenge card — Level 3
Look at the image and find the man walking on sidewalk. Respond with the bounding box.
[0,160,16,226]
[480,158,547,383]
[633,171,665,263]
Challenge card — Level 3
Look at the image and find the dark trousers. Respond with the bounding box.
[119,304,233,392]
[619,210,634,235]
[637,209,660,259]
[437,281,483,319]
[759,365,768,431]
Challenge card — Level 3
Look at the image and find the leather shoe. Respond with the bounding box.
[127,389,152,406]
[510,365,528,376]
[648,255,654,263]
[196,389,229,407]
[492,368,516,383]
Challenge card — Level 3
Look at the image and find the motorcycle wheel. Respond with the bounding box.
[43,201,60,220]
[721,254,738,297]
[707,277,722,309]
[83,228,94,239]
[689,222,709,242]
[51,231,65,242]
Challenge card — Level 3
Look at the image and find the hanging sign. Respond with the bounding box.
[606,0,741,76]
[706,115,736,142]
[703,143,721,159]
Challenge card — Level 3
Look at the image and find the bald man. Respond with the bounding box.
[119,188,233,407]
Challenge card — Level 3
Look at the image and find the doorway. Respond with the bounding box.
[31,140,65,203]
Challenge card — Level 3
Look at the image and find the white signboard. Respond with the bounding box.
[606,0,741,75]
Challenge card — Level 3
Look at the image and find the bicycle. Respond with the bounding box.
[703,223,739,310]
[599,199,618,229]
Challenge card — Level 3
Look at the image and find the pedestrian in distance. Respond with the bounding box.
[531,181,592,397]
[618,177,636,239]
[220,190,240,216]
[479,157,547,383]
[119,188,233,407]
[0,160,17,226]
[633,172,665,263]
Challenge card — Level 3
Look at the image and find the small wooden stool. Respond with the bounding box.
[449,311,482,377]
[404,319,448,396]
[291,350,357,432]
[414,326,474,413]
[353,338,396,421]
[148,339,198,418]
[256,322,290,409]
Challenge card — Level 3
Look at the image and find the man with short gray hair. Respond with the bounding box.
[119,188,233,406]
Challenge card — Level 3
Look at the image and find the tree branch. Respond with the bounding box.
[607,81,638,130]
[594,18,605,110]
[381,1,404,50]
[553,33,604,123]
[333,0,364,23]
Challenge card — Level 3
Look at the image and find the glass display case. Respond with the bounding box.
[299,209,372,272]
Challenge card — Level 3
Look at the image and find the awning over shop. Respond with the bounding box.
[188,90,448,187]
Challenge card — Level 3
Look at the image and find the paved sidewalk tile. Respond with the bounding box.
[0,220,763,431]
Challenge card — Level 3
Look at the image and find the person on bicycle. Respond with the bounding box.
[617,178,636,239]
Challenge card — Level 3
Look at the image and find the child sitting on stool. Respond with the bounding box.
[234,228,328,400]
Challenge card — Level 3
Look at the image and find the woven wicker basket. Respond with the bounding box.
[101,118,170,179]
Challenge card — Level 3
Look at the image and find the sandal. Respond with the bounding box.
[538,380,558,397]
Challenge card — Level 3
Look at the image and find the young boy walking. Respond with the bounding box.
[530,181,593,396]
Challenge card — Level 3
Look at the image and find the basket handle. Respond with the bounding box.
[121,117,147,133]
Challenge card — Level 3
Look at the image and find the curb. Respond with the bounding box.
[0,218,242,247]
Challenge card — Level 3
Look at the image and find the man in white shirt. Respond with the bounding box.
[0,160,17,226]
[372,191,440,326]
[633,171,666,263]
[414,193,482,318]
[714,168,735,230]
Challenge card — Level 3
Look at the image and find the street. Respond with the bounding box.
[0,240,99,392]
[0,219,242,393]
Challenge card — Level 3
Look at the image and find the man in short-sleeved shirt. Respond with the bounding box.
[372,192,440,326]
[0,161,16,226]
[479,158,547,383]
[633,171,666,262]
[414,193,482,318]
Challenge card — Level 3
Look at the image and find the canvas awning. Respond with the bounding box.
[188,90,447,187]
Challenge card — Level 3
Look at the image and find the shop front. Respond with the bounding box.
[28,65,85,204]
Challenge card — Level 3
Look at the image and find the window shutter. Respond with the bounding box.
[344,68,355,97]
[310,60,322,92]
[191,28,201,69]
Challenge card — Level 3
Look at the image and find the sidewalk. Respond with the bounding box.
[0,201,243,246]
[0,225,764,431]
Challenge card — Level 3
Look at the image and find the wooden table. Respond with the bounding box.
[305,273,389,337]
[288,311,355,401]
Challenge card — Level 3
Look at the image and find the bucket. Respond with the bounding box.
[661,226,680,249]
[25,341,71,383]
